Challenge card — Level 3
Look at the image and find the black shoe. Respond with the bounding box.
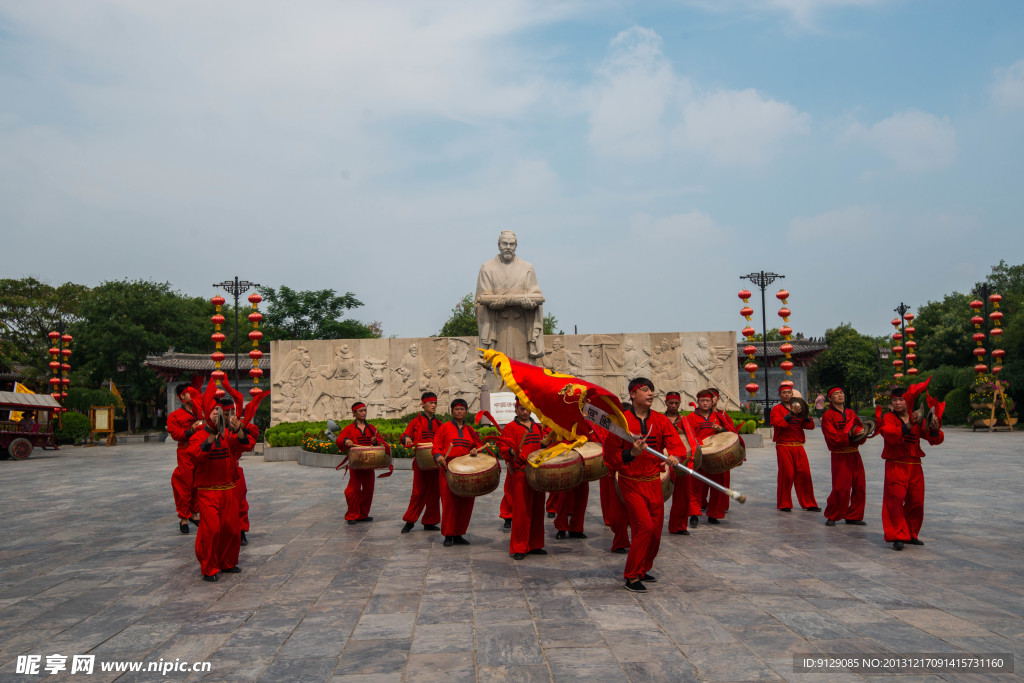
[529,548,548,555]
[179,521,189,534]
[700,506,706,512]
[707,517,720,525]
[893,540,904,551]
[689,515,699,527]
[805,507,822,512]
[348,520,358,525]
[641,573,657,583]
[240,531,248,546]
[512,553,526,560]
[672,529,690,535]
[443,536,454,547]
[568,531,587,539]
[401,522,415,534]
[202,573,219,582]
[423,524,440,530]
[845,520,867,526]
[189,516,200,527]
[222,566,241,574]
[547,512,556,518]
[503,518,512,530]
[624,579,647,593]
[452,535,470,545]
[612,547,628,554]
[779,508,792,512]
[555,530,567,540]
[361,517,374,523]
[825,519,836,527]
[907,538,924,546]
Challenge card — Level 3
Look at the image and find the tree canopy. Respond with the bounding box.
[0,277,89,379]
[257,285,381,341]
[809,323,880,408]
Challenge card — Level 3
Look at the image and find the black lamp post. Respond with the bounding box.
[213,277,261,387]
[740,270,784,415]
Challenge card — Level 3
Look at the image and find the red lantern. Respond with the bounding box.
[51,392,62,401]
[61,334,72,343]
[249,387,263,396]
[990,311,1004,321]
[61,363,70,371]
[892,332,903,341]
[906,353,917,362]
[971,315,984,327]
[892,359,904,367]
[989,294,1002,304]
[48,331,61,340]
[211,370,226,381]
[211,351,226,362]
[742,326,756,338]
[211,332,226,343]
[991,328,1003,337]
[211,314,226,326]
[248,293,263,305]
[48,361,60,370]
[776,289,789,301]
[993,349,1006,359]
[738,289,752,302]
[744,362,758,373]
[49,377,61,386]
[248,330,264,341]
[905,340,917,349]
[745,382,759,394]
[740,306,753,318]
[248,312,263,323]
[61,348,71,357]
[892,345,903,354]
[215,389,226,398]
[894,372,904,379]
[61,378,70,385]
[249,368,264,378]
[973,333,986,342]
[779,343,793,354]
[891,318,901,327]
[743,345,757,356]
[973,348,987,358]
[60,391,67,399]
[907,368,919,375]
[777,307,791,319]
[211,295,226,306]
[975,364,988,373]
[48,347,60,356]
[969,300,983,310]
[249,349,264,360]
[903,312,914,322]
[779,326,793,337]
[780,360,794,372]
[904,326,915,335]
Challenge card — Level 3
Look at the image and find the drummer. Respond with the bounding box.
[336,402,390,525]
[684,389,733,526]
[500,399,551,560]
[552,449,590,541]
[602,377,684,593]
[664,390,695,536]
[770,383,820,513]
[820,387,867,527]
[399,392,442,534]
[433,398,485,547]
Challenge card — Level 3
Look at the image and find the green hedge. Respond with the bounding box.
[55,412,92,445]
[943,387,970,425]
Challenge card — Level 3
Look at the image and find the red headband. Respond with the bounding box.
[665,392,681,400]
[351,402,366,413]
[827,387,843,398]
[778,382,794,394]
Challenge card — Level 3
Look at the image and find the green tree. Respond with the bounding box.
[258,285,380,340]
[437,294,478,337]
[810,323,880,409]
[912,292,974,370]
[0,277,89,381]
[72,279,210,432]
[544,313,562,335]
[752,328,784,342]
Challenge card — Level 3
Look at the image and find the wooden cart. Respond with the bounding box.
[0,391,62,460]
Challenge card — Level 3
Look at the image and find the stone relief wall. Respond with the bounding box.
[271,331,738,424]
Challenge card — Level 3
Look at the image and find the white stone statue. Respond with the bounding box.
[475,231,545,361]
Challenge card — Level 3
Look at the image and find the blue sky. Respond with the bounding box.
[2,0,1022,342]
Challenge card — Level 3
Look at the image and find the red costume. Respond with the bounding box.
[553,480,589,535]
[234,422,258,534]
[167,399,201,523]
[820,405,866,523]
[336,421,388,521]
[770,403,818,510]
[499,420,549,555]
[602,409,685,582]
[400,413,442,526]
[879,412,943,543]
[682,411,734,520]
[433,421,485,537]
[188,425,249,577]
[665,412,695,533]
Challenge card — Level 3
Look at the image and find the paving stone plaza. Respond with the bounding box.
[0,428,1021,682]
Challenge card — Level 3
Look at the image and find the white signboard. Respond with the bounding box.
[489,391,518,426]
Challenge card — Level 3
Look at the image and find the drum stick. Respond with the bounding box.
[644,446,747,503]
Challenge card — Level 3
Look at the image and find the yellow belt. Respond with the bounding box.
[890,460,921,466]
[619,474,659,483]
[776,442,804,447]
[831,447,859,454]
[198,483,236,491]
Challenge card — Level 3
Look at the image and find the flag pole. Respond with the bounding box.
[641,446,746,503]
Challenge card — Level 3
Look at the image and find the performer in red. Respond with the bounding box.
[400,392,442,533]
[168,384,203,534]
[879,386,943,550]
[664,390,695,535]
[553,476,589,540]
[499,400,551,559]
[433,398,485,546]
[770,384,820,513]
[602,377,683,593]
[684,389,735,525]
[820,387,867,526]
[188,397,249,581]
[336,402,389,524]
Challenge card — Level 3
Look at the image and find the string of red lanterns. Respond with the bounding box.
[776,289,794,377]
[210,295,227,397]
[247,293,264,396]
[890,317,905,380]
[738,289,758,397]
[970,293,1004,374]
[903,313,918,376]
[47,330,72,407]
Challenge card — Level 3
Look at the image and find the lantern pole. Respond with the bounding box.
[740,271,784,416]
[974,284,992,358]
[213,277,260,387]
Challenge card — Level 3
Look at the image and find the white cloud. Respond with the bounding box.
[991,59,1024,109]
[672,89,809,167]
[681,0,889,29]
[846,110,957,172]
[629,209,732,242]
[587,26,685,161]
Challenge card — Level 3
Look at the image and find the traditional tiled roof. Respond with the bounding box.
[144,351,271,381]
[0,391,62,410]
